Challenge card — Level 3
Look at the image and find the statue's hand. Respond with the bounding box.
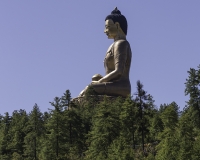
[98,78,106,83]
[92,74,103,81]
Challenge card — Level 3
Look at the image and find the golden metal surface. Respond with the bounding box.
[79,9,132,97]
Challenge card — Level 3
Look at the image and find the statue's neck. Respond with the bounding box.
[114,33,126,42]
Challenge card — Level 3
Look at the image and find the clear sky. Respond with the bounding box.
[0,1,200,114]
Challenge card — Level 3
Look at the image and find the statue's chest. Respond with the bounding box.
[104,50,115,70]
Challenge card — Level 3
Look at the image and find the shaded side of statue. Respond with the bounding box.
[79,7,132,97]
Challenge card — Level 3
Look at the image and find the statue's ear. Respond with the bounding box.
[115,22,120,29]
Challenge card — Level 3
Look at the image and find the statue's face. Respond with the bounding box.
[104,19,118,39]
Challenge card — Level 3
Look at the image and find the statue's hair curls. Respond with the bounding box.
[105,7,128,35]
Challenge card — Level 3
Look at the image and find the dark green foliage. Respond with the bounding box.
[149,109,163,143]
[1,65,200,159]
[39,90,85,160]
[155,102,179,160]
[185,67,200,128]
[85,96,122,159]
[0,110,29,159]
[0,112,12,159]
[39,96,68,160]
[23,104,44,160]
[10,110,28,156]
[107,96,136,159]
[134,80,156,152]
[192,128,200,160]
[177,111,195,160]
[120,96,137,148]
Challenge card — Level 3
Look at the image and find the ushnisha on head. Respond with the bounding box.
[104,7,128,40]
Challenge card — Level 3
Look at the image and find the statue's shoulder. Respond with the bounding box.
[113,40,130,48]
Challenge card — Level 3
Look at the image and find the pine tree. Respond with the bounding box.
[107,96,136,159]
[40,90,84,159]
[155,102,179,160]
[192,128,200,160]
[177,111,195,160]
[134,80,156,152]
[78,87,100,155]
[23,104,44,160]
[62,90,85,159]
[149,109,163,144]
[185,66,200,128]
[6,110,28,159]
[39,97,65,160]
[85,96,121,159]
[120,96,137,149]
[0,112,12,160]
[0,111,28,159]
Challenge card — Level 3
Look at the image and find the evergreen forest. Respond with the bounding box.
[1,65,200,160]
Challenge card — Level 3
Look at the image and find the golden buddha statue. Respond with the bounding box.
[79,7,132,97]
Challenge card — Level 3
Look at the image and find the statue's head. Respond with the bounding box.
[104,7,127,39]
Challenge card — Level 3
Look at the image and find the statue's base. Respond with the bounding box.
[72,95,124,106]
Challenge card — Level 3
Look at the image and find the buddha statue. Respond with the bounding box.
[79,7,132,97]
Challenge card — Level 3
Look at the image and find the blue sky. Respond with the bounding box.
[0,1,200,114]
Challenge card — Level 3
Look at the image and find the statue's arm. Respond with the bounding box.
[99,40,128,83]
